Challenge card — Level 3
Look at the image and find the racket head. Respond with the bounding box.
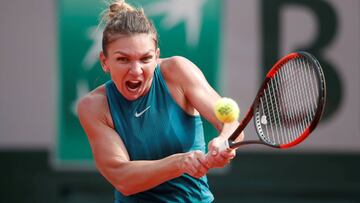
[253,52,326,148]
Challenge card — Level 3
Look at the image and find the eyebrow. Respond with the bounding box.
[113,50,155,57]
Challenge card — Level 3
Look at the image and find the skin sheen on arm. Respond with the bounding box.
[161,56,241,137]
[77,86,208,196]
[161,56,243,167]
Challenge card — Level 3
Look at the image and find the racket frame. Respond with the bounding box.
[223,51,326,150]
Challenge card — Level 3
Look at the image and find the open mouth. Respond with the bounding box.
[125,80,142,92]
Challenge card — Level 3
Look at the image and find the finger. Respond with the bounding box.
[198,156,211,169]
[184,152,199,175]
[194,167,208,178]
[205,153,215,168]
[195,151,210,167]
[194,172,206,179]
[197,158,209,173]
[212,155,231,167]
[192,150,207,169]
[195,166,208,178]
[187,165,198,176]
[220,149,236,159]
[193,153,210,173]
[213,153,228,163]
[189,162,207,178]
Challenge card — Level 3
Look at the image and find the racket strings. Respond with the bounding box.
[256,57,320,145]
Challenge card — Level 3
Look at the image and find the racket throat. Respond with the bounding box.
[229,140,277,149]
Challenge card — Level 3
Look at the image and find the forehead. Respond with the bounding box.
[107,33,156,55]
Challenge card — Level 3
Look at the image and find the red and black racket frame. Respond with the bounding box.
[227,51,326,149]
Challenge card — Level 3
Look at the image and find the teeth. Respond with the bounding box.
[127,86,138,92]
[129,80,140,83]
[126,80,142,92]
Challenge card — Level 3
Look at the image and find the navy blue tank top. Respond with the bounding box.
[105,65,214,202]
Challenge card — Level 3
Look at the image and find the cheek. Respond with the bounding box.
[109,66,127,80]
[144,64,157,77]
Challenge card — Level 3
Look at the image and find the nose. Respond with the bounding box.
[129,62,143,75]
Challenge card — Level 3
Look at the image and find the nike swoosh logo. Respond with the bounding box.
[135,106,151,117]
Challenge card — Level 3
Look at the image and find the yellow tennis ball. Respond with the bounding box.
[214,97,240,123]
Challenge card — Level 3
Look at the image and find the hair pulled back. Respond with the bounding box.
[101,0,158,56]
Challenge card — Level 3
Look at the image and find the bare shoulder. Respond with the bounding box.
[160,56,195,73]
[77,85,107,113]
[159,56,202,83]
[77,85,113,127]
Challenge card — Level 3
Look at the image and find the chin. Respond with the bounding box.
[121,91,138,101]
[122,89,144,101]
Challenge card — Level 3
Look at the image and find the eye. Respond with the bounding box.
[141,56,153,63]
[116,57,129,63]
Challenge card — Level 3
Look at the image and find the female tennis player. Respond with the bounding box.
[77,0,242,202]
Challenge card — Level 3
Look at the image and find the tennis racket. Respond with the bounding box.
[218,51,326,151]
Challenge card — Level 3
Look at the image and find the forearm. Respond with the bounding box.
[218,121,243,141]
[100,153,182,196]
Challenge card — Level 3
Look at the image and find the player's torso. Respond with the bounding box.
[105,66,206,160]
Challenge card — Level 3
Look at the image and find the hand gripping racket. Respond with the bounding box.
[219,51,326,151]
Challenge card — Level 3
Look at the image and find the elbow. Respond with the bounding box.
[97,161,142,196]
[114,184,138,196]
[115,186,131,196]
[101,171,138,196]
[102,167,140,196]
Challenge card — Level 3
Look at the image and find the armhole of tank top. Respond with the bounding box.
[104,81,113,112]
[104,81,118,131]
[157,65,201,119]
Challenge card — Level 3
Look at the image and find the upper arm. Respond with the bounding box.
[170,57,243,141]
[77,92,129,183]
[166,57,223,131]
[77,90,185,195]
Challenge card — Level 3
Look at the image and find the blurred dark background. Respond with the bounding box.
[1,151,359,202]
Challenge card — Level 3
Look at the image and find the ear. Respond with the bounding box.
[155,48,160,63]
[100,51,110,72]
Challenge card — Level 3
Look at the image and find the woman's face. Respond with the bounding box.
[101,33,159,101]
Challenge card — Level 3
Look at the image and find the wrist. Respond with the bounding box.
[169,153,185,177]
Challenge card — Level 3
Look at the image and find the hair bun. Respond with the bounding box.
[108,0,135,20]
